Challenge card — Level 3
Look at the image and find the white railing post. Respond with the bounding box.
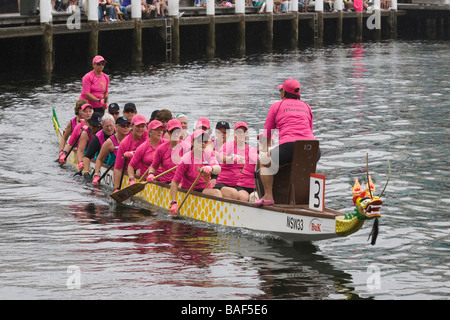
[131,0,141,19]
[291,0,298,12]
[88,0,98,21]
[391,0,397,10]
[207,0,215,15]
[40,0,52,23]
[266,0,273,13]
[315,0,323,12]
[168,0,180,16]
[235,0,245,14]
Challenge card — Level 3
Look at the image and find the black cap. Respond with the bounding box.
[150,109,160,120]
[88,112,103,127]
[108,103,120,112]
[215,121,230,130]
[123,103,137,112]
[116,116,131,126]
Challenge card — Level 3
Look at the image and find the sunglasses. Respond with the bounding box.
[95,62,105,66]
[119,124,131,128]
[110,111,119,115]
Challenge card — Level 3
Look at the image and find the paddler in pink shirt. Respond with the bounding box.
[79,55,109,115]
[146,119,191,184]
[169,130,222,215]
[256,78,319,206]
[214,121,250,200]
[59,99,89,155]
[219,122,259,201]
[59,103,94,164]
[127,120,166,185]
[113,114,148,191]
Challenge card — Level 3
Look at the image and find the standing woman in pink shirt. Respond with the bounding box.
[79,55,110,115]
[256,78,319,206]
[127,120,166,185]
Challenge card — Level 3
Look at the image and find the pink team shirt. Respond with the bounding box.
[264,98,316,145]
[129,138,166,176]
[150,140,191,183]
[216,141,248,186]
[68,122,87,146]
[114,131,149,170]
[172,149,219,190]
[236,146,258,189]
[79,70,110,110]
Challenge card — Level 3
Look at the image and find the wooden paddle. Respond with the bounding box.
[176,170,203,215]
[110,165,178,203]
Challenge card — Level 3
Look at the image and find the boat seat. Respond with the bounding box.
[257,140,319,205]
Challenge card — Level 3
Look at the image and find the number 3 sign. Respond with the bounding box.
[309,173,325,212]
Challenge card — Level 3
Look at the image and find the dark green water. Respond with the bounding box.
[0,40,449,300]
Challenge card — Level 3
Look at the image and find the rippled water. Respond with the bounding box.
[0,40,449,300]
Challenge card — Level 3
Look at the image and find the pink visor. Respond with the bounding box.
[148,120,164,130]
[234,121,248,131]
[277,78,301,95]
[93,55,107,64]
[196,117,210,129]
[81,103,93,111]
[167,119,182,132]
[131,114,147,126]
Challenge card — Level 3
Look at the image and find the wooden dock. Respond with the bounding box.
[0,1,448,76]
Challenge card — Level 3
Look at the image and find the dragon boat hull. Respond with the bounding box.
[52,108,368,243]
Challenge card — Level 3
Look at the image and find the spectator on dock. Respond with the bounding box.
[99,0,115,21]
[79,55,109,114]
[111,0,127,20]
[343,0,354,11]
[281,0,291,13]
[274,0,281,13]
[299,0,308,12]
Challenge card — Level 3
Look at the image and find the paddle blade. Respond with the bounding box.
[110,182,146,203]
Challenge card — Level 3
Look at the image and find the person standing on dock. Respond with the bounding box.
[256,78,318,206]
[79,55,110,115]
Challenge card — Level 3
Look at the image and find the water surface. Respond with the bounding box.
[0,40,449,300]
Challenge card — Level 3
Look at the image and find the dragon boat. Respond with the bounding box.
[52,108,384,243]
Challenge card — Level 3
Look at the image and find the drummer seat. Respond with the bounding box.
[257,140,319,205]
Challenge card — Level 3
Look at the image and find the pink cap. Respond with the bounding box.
[167,119,182,132]
[93,55,107,64]
[191,129,210,141]
[148,120,164,130]
[81,103,93,111]
[234,121,248,131]
[131,114,147,126]
[196,117,210,129]
[277,78,301,95]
